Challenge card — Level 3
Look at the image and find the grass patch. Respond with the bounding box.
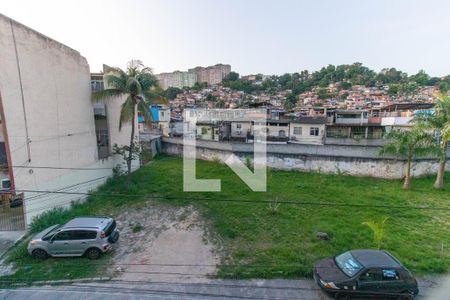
[2,154,450,283]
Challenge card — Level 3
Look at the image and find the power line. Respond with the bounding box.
[24,175,109,202]
[1,165,114,171]
[9,188,450,212]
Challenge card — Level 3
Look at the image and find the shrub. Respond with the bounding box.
[29,207,73,234]
[245,156,253,171]
[267,197,281,215]
[132,223,143,232]
[211,154,221,164]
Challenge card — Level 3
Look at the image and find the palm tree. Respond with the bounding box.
[92,60,165,178]
[379,128,437,189]
[362,217,389,250]
[415,93,450,189]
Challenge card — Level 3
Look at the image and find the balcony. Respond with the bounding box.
[368,117,381,124]
[335,117,368,125]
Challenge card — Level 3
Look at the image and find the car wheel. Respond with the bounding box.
[85,248,101,260]
[32,249,48,259]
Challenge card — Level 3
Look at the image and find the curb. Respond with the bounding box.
[1,277,112,288]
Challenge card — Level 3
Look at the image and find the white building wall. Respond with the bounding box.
[230,122,252,138]
[289,123,325,145]
[0,14,137,225]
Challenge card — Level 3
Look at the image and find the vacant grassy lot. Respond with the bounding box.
[2,155,450,283]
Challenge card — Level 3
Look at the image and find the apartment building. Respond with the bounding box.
[155,71,197,90]
[0,14,134,229]
[189,64,231,85]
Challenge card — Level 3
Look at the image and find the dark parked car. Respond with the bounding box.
[314,250,418,299]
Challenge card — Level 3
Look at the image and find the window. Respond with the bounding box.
[201,127,207,135]
[310,127,320,136]
[293,127,302,135]
[103,220,116,237]
[53,231,74,241]
[359,269,383,281]
[279,130,286,137]
[335,251,363,277]
[71,230,97,240]
[382,269,400,281]
[42,225,62,240]
[236,123,242,129]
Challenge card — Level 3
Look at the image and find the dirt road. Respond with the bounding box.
[111,202,220,282]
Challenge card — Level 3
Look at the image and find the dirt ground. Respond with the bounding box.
[110,202,220,283]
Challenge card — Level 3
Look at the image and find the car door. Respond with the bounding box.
[70,230,98,255]
[48,230,75,255]
[380,268,405,294]
[357,268,383,293]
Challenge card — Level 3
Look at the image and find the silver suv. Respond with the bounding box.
[28,216,119,260]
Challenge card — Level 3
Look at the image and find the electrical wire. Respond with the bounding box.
[8,189,450,212]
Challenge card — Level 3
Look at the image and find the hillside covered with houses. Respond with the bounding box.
[137,63,449,146]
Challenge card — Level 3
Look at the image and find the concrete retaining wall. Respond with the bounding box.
[161,137,450,179]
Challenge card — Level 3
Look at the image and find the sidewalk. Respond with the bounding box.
[0,231,25,258]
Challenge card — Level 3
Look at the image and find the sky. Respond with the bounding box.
[2,0,450,76]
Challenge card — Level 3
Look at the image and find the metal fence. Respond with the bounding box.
[0,193,25,231]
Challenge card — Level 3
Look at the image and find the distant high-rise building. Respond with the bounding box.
[156,64,231,89]
[156,71,197,89]
[188,64,231,86]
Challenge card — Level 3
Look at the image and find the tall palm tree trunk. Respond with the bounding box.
[127,105,136,180]
[434,140,448,189]
[403,158,411,190]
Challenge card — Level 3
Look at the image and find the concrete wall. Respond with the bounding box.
[161,137,450,179]
[0,14,137,225]
[324,137,388,147]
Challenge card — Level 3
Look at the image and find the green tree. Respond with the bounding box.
[439,82,449,94]
[93,60,165,178]
[164,87,182,100]
[388,84,400,96]
[379,128,437,189]
[225,71,239,81]
[206,93,217,102]
[415,93,450,188]
[409,70,430,86]
[285,93,297,109]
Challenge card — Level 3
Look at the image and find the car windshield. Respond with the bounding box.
[335,251,363,277]
[42,225,61,240]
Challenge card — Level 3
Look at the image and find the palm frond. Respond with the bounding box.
[379,128,438,159]
[105,72,128,91]
[137,100,153,125]
[119,96,135,131]
[92,89,123,102]
[443,122,450,141]
[143,89,168,105]
[363,217,388,249]
[137,72,158,91]
[126,77,142,96]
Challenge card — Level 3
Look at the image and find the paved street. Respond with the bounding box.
[0,277,447,300]
[0,279,327,300]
